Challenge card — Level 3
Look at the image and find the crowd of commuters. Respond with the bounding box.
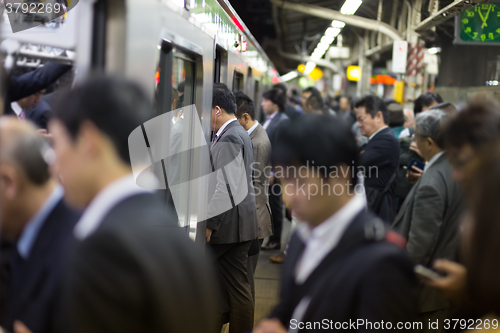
[2,65,500,333]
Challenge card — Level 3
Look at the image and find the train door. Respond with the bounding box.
[233,70,243,91]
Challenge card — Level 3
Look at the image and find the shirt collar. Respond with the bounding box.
[296,193,366,244]
[215,117,238,138]
[17,185,64,259]
[73,173,156,240]
[11,102,23,116]
[266,111,278,121]
[369,126,389,141]
[247,121,259,135]
[424,151,445,173]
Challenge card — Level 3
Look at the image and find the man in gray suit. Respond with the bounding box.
[392,110,463,332]
[234,91,273,301]
[207,84,259,333]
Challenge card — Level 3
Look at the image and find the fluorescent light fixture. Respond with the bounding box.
[304,61,316,75]
[317,42,330,50]
[340,0,363,15]
[331,20,346,28]
[279,71,299,82]
[427,47,441,55]
[311,53,321,61]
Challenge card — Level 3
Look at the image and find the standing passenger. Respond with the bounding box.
[234,91,273,303]
[208,84,259,333]
[260,88,289,251]
[355,95,400,223]
[49,76,218,333]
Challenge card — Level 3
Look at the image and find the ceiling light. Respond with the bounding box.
[331,20,346,28]
[340,0,363,15]
[304,61,316,75]
[279,71,299,82]
[427,47,441,55]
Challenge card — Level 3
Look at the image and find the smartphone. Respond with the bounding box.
[408,158,425,172]
[414,264,443,280]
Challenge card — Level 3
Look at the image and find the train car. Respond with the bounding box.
[0,0,277,242]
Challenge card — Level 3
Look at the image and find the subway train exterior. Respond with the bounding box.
[0,0,278,242]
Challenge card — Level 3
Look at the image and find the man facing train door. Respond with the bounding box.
[207,83,259,333]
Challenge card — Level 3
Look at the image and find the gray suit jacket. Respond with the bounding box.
[249,124,273,239]
[207,120,259,244]
[392,153,463,313]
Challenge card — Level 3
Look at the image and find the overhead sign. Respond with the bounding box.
[328,46,350,59]
[392,41,408,74]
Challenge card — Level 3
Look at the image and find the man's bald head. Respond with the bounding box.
[0,117,51,186]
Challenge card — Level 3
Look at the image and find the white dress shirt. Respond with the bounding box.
[11,102,23,117]
[368,126,389,141]
[247,121,259,135]
[74,173,156,240]
[294,193,366,284]
[262,111,278,130]
[423,151,445,173]
[215,117,238,139]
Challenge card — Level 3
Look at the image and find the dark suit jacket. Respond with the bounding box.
[2,198,80,333]
[392,153,463,313]
[265,111,290,148]
[25,100,52,130]
[4,63,71,116]
[249,123,273,239]
[207,120,258,244]
[66,193,218,333]
[359,127,400,223]
[269,210,418,331]
[284,103,301,121]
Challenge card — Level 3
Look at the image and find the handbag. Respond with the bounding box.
[365,172,397,214]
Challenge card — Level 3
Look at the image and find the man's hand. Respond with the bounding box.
[254,319,287,333]
[13,321,33,333]
[37,129,53,142]
[406,165,423,185]
[425,259,467,304]
[206,228,213,243]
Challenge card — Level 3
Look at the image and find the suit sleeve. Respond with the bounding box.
[357,251,418,331]
[406,184,445,265]
[66,231,145,333]
[9,62,71,102]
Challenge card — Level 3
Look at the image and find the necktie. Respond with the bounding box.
[19,110,26,120]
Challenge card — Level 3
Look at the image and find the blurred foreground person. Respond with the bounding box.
[0,119,80,333]
[49,76,218,333]
[424,97,500,317]
[392,110,463,331]
[254,115,417,333]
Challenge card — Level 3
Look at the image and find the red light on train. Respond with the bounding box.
[271,76,280,84]
[232,17,244,31]
[241,41,247,52]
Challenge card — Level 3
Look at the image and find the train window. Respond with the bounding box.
[233,71,243,91]
[91,0,107,69]
[254,79,260,115]
[214,47,221,83]
[172,52,195,107]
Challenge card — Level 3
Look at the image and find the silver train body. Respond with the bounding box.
[1,0,277,242]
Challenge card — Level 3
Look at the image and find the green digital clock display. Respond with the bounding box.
[459,4,500,43]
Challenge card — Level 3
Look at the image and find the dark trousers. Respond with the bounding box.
[247,239,263,305]
[209,241,254,333]
[268,183,283,245]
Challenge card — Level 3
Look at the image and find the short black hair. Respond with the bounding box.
[263,88,286,112]
[177,81,185,94]
[234,91,255,120]
[272,115,358,188]
[53,75,153,165]
[273,83,287,95]
[306,94,324,112]
[303,87,322,101]
[212,83,236,115]
[386,100,405,127]
[414,92,443,114]
[354,95,389,124]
